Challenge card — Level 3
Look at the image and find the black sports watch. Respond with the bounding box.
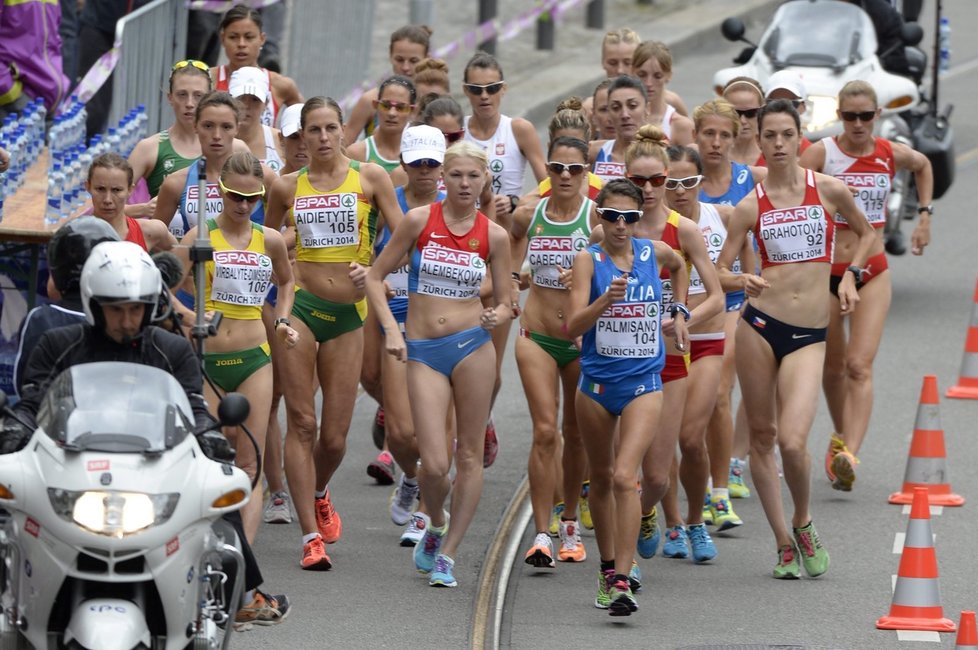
[917,205,934,215]
[508,194,520,214]
[274,317,291,329]
[669,303,691,322]
[845,265,866,283]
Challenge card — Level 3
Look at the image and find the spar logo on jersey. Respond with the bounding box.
[837,173,889,188]
[531,237,575,252]
[607,303,647,318]
[214,250,265,266]
[425,245,479,267]
[186,184,221,201]
[490,159,504,173]
[594,161,624,176]
[295,194,346,211]
[709,232,723,248]
[760,206,824,226]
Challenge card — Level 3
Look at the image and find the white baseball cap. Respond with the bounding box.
[228,66,269,101]
[765,70,806,100]
[280,103,304,137]
[400,124,446,164]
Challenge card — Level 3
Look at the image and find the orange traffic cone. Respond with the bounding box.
[888,375,964,506]
[877,487,956,632]
[956,611,978,649]
[948,279,978,399]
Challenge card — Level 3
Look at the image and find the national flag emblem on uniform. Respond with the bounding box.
[751,315,767,329]
[592,251,604,262]
[588,382,604,394]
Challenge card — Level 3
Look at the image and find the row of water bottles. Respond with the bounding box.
[0,98,48,219]
[45,104,148,225]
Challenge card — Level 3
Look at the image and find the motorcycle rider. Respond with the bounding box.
[2,240,291,629]
[844,0,911,77]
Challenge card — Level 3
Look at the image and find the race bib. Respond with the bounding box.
[759,205,829,263]
[528,234,587,289]
[596,301,660,358]
[211,250,273,306]
[835,173,889,226]
[293,193,360,249]
[416,243,486,300]
[180,184,223,235]
[388,264,409,299]
[593,160,625,183]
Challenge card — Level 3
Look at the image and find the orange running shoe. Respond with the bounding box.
[557,519,587,562]
[300,536,332,571]
[523,532,555,568]
[830,450,859,492]
[824,433,846,482]
[315,491,343,544]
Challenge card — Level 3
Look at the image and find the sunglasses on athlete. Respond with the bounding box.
[219,179,265,203]
[546,161,587,176]
[171,59,209,77]
[463,82,505,96]
[406,159,442,169]
[665,175,704,191]
[734,107,761,119]
[626,173,667,188]
[596,207,642,224]
[442,129,465,144]
[839,110,877,122]
[373,99,414,114]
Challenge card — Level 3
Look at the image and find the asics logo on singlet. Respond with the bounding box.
[639,246,652,262]
[457,338,475,349]
[737,169,749,184]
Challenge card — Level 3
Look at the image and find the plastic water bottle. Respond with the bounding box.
[136,104,147,140]
[106,127,120,154]
[45,160,63,226]
[939,16,951,74]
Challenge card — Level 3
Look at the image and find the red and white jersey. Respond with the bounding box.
[821,136,894,229]
[755,169,834,269]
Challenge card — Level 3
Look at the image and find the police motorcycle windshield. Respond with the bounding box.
[37,362,195,453]
[761,1,877,69]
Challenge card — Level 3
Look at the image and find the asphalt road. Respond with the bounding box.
[235,1,978,648]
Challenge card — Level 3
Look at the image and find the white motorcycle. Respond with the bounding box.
[715,0,955,255]
[0,362,252,650]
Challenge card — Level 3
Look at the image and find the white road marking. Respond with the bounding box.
[895,630,942,643]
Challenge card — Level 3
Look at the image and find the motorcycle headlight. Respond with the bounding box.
[806,95,839,134]
[47,489,179,538]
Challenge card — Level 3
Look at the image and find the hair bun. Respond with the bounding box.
[635,123,666,146]
[556,96,584,112]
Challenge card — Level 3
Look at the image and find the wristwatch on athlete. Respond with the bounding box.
[669,303,691,322]
[917,205,934,216]
[274,317,291,329]
[508,195,520,214]
[845,265,866,283]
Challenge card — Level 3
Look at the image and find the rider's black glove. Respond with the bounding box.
[195,429,236,464]
[0,418,32,455]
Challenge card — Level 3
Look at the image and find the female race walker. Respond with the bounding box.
[800,80,933,491]
[721,77,765,167]
[87,153,175,253]
[227,67,285,173]
[716,100,875,579]
[630,41,694,145]
[177,152,298,541]
[347,75,416,187]
[366,141,512,588]
[211,5,302,127]
[590,76,647,185]
[568,178,689,615]
[264,97,403,571]
[511,136,595,568]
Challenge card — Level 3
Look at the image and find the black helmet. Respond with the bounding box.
[47,217,120,296]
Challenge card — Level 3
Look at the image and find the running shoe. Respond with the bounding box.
[233,589,291,631]
[390,474,420,525]
[300,535,331,571]
[729,458,751,498]
[773,543,801,580]
[429,553,458,587]
[524,532,556,568]
[483,416,499,468]
[579,481,593,530]
[367,450,396,485]
[709,496,743,532]
[548,502,564,537]
[831,450,859,492]
[662,525,690,559]
[793,521,829,577]
[557,519,586,562]
[263,490,293,524]
[628,560,642,593]
[702,494,714,526]
[637,506,661,559]
[824,432,846,482]
[414,525,445,574]
[372,406,385,450]
[687,523,717,563]
[400,512,429,547]
[594,568,615,609]
[608,578,638,617]
[314,491,342,544]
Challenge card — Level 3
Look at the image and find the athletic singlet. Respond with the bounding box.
[146,130,195,197]
[659,104,675,141]
[821,136,893,229]
[700,161,755,207]
[538,172,602,200]
[261,125,284,173]
[408,201,491,300]
[593,140,625,185]
[688,203,727,296]
[175,161,265,238]
[657,211,690,313]
[215,65,279,127]
[124,216,147,251]
[580,238,665,381]
[755,169,834,269]
[374,186,447,303]
[526,196,592,290]
[464,114,526,196]
[291,163,376,265]
[204,219,272,320]
[364,135,401,174]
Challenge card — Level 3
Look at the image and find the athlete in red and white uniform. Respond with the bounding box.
[800,80,934,492]
[717,99,875,580]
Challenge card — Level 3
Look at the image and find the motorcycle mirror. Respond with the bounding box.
[901,22,924,46]
[721,17,746,43]
[217,392,250,427]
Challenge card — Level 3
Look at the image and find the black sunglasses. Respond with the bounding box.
[546,161,587,176]
[596,208,642,224]
[406,159,442,169]
[735,107,761,119]
[626,174,667,188]
[463,82,505,96]
[840,110,876,122]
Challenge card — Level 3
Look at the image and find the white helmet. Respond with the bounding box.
[80,241,163,328]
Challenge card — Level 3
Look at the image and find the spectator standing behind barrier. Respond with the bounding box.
[77,0,153,140]
[0,0,69,119]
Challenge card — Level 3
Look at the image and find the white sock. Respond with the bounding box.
[314,486,327,499]
[402,475,417,486]
[712,487,729,501]
[302,532,320,545]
